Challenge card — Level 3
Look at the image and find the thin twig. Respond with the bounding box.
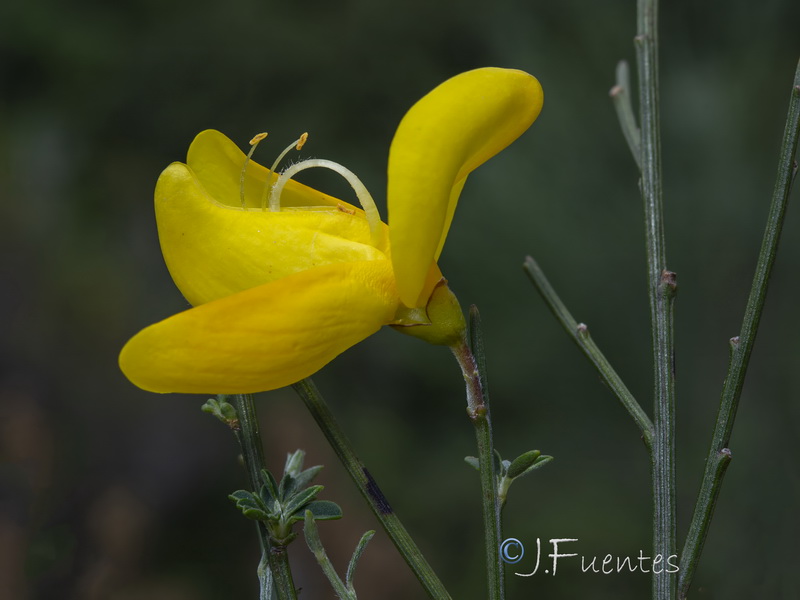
[523,256,653,446]
[677,58,800,600]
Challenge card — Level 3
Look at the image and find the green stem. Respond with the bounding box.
[523,256,654,446]
[647,272,677,600]
[231,394,268,489]
[268,545,297,600]
[291,379,452,600]
[451,340,503,600]
[229,394,297,600]
[633,0,677,597]
[468,306,489,406]
[677,59,800,600]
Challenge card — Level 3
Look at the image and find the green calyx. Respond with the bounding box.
[390,279,467,347]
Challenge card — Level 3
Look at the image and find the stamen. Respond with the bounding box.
[261,133,309,211]
[239,132,268,209]
[268,159,386,249]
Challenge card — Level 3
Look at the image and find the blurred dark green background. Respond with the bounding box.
[2,0,799,598]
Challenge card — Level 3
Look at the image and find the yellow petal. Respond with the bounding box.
[119,260,399,394]
[155,162,387,306]
[388,68,543,307]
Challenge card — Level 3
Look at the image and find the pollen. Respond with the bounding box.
[249,132,268,145]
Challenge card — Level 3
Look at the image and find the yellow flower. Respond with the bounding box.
[119,67,543,394]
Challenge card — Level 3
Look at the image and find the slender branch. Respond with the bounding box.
[633,0,677,598]
[523,256,654,446]
[677,444,731,599]
[291,379,452,600]
[678,58,800,600]
[451,340,503,600]
[610,60,643,169]
[302,512,354,599]
[229,393,297,600]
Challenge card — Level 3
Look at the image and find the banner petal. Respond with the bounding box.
[388,68,543,307]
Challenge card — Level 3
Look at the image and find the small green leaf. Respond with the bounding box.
[259,483,277,513]
[278,471,295,501]
[292,465,324,491]
[229,489,263,510]
[243,507,269,520]
[219,402,237,421]
[346,529,375,591]
[284,485,324,516]
[282,459,323,499]
[464,456,480,471]
[284,450,306,477]
[201,397,238,426]
[515,455,554,478]
[303,500,343,521]
[507,450,542,478]
[260,469,279,500]
[229,490,269,521]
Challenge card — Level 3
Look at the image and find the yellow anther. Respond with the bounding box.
[296,132,309,150]
[249,132,268,145]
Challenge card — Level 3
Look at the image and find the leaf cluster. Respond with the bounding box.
[229,450,342,545]
[466,449,554,509]
[201,396,239,429]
